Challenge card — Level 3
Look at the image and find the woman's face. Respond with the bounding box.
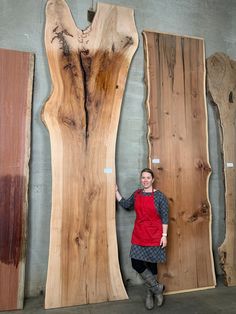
[140,172,154,190]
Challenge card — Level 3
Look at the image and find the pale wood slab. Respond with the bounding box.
[0,48,34,310]
[207,53,236,286]
[42,0,138,308]
[143,31,216,293]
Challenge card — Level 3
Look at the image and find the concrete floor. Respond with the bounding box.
[2,278,236,314]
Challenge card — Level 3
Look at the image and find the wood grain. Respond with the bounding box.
[0,48,34,310]
[42,0,138,308]
[143,31,216,293]
[207,53,236,286]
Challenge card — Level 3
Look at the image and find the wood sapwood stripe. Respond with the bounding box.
[0,48,34,310]
[43,0,138,308]
[143,31,216,293]
[207,52,236,286]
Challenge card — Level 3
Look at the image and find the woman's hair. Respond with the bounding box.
[140,167,154,179]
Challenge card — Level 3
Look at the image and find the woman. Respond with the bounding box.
[115,168,169,310]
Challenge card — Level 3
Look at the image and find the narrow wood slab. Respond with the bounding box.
[143,31,216,293]
[42,0,138,308]
[0,48,34,310]
[207,53,236,286]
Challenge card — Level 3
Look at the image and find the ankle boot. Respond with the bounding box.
[145,289,154,310]
[155,289,164,307]
[140,269,164,307]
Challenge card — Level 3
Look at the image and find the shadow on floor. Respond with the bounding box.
[2,276,236,314]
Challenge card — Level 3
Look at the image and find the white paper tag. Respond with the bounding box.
[152,159,160,164]
[104,168,112,173]
[226,162,234,168]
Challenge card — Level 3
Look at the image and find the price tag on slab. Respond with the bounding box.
[104,168,112,173]
[152,158,160,164]
[226,162,234,168]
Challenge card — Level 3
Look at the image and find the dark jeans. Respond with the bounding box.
[131,258,157,275]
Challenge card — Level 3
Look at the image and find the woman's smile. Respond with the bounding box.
[141,172,154,191]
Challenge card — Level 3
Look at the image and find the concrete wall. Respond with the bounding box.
[0,0,235,296]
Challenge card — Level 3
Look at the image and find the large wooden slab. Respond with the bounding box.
[42,0,138,308]
[0,48,34,310]
[143,31,216,293]
[207,53,236,286]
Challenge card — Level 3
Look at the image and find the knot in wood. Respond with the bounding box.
[200,202,209,214]
[123,36,134,48]
[62,116,76,128]
[187,212,198,223]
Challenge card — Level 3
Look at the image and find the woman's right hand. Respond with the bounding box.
[115,184,122,201]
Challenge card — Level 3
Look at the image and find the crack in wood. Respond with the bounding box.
[229,91,234,103]
[51,26,73,56]
[52,27,92,139]
[163,35,176,90]
[78,48,92,141]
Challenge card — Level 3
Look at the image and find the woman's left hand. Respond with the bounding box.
[160,236,167,248]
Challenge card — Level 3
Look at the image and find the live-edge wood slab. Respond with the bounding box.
[143,31,216,293]
[0,48,34,310]
[207,52,236,286]
[42,0,138,308]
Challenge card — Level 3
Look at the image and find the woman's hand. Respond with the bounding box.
[160,235,167,248]
[161,225,168,248]
[115,184,122,201]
